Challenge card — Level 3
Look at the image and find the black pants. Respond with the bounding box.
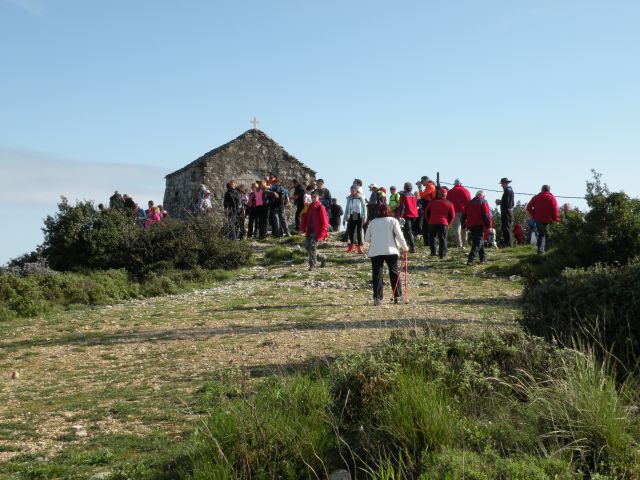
[294,204,304,231]
[371,254,402,301]
[501,209,514,247]
[255,205,268,239]
[346,217,363,245]
[227,212,239,240]
[468,226,486,263]
[247,208,257,237]
[403,217,416,251]
[422,217,430,246]
[536,222,549,254]
[270,205,287,237]
[428,224,448,258]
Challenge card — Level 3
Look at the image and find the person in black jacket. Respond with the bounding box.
[496,177,515,247]
[330,198,343,231]
[291,179,306,232]
[223,179,243,240]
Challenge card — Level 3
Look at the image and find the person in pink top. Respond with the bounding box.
[253,180,268,239]
[446,179,472,250]
[144,207,161,229]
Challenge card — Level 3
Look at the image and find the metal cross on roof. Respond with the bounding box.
[251,116,259,130]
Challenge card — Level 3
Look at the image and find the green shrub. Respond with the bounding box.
[40,198,252,275]
[420,448,576,480]
[373,373,458,457]
[522,262,640,370]
[516,347,640,474]
[188,375,333,479]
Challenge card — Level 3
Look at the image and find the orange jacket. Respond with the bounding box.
[419,181,437,202]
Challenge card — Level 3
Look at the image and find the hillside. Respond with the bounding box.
[1,237,527,477]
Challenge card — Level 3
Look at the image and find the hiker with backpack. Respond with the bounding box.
[388,186,401,217]
[300,191,329,270]
[397,182,418,254]
[526,185,559,254]
[424,188,456,258]
[344,185,366,254]
[269,177,291,237]
[462,190,492,265]
[446,179,472,250]
[365,204,409,306]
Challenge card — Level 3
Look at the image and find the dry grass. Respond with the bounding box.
[0,236,525,473]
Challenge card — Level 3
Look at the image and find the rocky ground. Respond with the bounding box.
[0,236,527,477]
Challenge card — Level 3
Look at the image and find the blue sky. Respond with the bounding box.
[1,0,639,263]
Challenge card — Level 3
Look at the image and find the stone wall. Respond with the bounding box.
[163,130,316,219]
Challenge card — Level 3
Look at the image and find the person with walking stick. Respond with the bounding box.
[364,204,409,306]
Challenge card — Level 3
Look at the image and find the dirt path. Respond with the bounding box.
[0,238,525,470]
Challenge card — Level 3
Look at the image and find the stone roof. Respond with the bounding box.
[165,129,315,178]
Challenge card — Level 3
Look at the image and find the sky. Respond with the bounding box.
[1,0,639,263]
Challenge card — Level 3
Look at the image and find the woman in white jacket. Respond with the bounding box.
[364,204,409,305]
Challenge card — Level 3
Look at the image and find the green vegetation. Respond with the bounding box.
[519,172,640,372]
[0,267,232,321]
[169,328,639,479]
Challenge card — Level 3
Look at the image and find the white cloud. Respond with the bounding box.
[0,147,167,207]
[4,0,45,17]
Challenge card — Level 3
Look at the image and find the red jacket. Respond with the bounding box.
[424,199,456,226]
[446,185,472,214]
[527,192,559,224]
[398,192,418,218]
[300,201,329,241]
[462,197,492,229]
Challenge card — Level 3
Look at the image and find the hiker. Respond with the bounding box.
[254,181,269,239]
[158,205,169,219]
[397,182,418,253]
[270,177,291,237]
[224,180,243,240]
[314,179,332,223]
[424,189,456,258]
[526,185,559,254]
[462,190,492,265]
[513,223,524,245]
[291,179,306,231]
[353,178,364,197]
[237,184,249,239]
[496,177,515,247]
[247,183,258,238]
[123,194,135,210]
[299,191,329,270]
[365,183,383,225]
[144,207,161,229]
[365,203,409,305]
[109,190,124,210]
[446,179,471,250]
[388,186,401,216]
[330,198,344,232]
[344,186,366,253]
[199,189,213,213]
[146,200,155,216]
[417,176,437,245]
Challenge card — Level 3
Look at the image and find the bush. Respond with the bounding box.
[522,262,640,371]
[0,268,231,320]
[188,375,333,479]
[39,198,252,275]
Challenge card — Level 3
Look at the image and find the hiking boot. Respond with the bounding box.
[347,243,355,253]
[394,296,400,304]
[357,245,365,254]
[320,256,327,268]
[466,260,474,266]
[373,298,381,306]
[410,247,416,254]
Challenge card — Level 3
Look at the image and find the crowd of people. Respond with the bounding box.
[293,175,561,305]
[108,174,560,306]
[102,191,169,229]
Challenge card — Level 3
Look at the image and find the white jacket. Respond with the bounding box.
[364,217,408,257]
